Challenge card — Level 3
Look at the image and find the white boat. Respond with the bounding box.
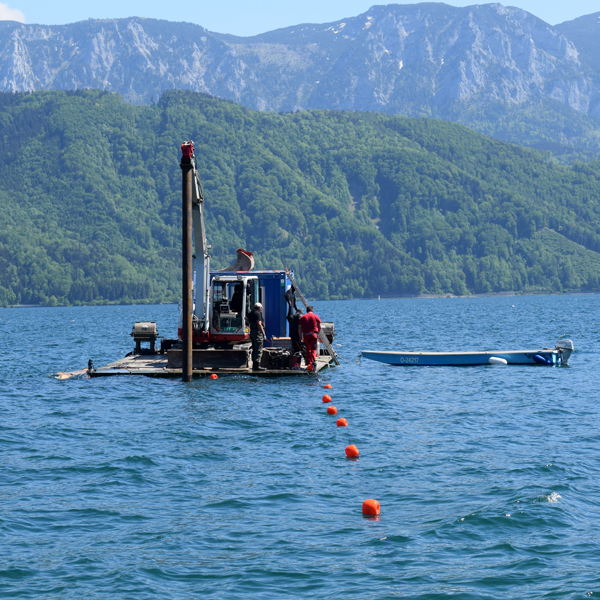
[361,339,574,366]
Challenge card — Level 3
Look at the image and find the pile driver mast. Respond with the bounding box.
[181,141,211,333]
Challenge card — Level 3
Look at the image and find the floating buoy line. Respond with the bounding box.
[320,383,379,517]
[55,364,381,517]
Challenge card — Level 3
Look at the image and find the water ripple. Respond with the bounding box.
[1,297,599,598]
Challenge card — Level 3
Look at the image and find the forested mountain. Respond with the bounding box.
[1,90,600,306]
[1,4,600,158]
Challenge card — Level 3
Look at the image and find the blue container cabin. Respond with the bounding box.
[206,270,292,342]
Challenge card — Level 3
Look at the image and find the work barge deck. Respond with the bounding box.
[90,354,334,378]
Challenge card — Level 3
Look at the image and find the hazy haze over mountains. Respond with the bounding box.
[0,3,599,155]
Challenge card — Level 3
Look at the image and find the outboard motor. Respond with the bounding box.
[556,339,574,364]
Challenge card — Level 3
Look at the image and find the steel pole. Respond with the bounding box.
[181,161,194,382]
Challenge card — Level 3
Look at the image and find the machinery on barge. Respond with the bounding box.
[90,141,338,378]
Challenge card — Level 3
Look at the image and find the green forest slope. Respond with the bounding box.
[1,90,600,306]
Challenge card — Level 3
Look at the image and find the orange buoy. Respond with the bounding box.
[345,444,359,458]
[210,374,218,380]
[327,406,337,415]
[336,418,348,427]
[322,394,332,403]
[324,384,332,389]
[362,499,380,516]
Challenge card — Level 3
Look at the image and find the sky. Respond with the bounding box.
[1,0,598,35]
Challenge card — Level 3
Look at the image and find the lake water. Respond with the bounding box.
[1,295,599,599]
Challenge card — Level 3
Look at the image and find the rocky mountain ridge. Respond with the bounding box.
[0,3,599,154]
[555,11,600,75]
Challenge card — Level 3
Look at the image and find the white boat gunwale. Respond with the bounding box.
[361,349,556,357]
[361,340,574,366]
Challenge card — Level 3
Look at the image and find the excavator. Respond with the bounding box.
[169,141,339,371]
[177,141,301,349]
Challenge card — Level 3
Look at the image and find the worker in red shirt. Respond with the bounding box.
[298,305,321,370]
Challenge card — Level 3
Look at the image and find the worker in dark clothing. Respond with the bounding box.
[299,305,321,371]
[289,309,304,354]
[246,302,266,371]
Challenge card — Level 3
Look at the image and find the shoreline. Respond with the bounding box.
[413,290,600,300]
[3,290,599,309]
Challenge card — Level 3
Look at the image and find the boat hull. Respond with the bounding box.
[361,349,561,366]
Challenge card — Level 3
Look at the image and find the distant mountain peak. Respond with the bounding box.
[0,3,599,155]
